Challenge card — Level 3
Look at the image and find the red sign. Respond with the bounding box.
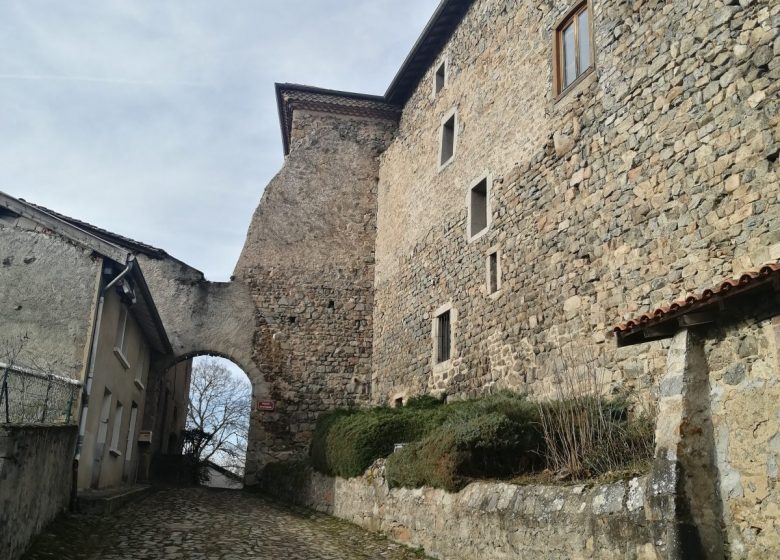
[257,400,276,412]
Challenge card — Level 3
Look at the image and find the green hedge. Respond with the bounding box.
[309,391,653,491]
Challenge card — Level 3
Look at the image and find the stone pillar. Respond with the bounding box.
[646,329,724,559]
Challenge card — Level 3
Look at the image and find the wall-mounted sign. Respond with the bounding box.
[257,400,276,412]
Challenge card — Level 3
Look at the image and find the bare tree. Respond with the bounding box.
[186,358,251,476]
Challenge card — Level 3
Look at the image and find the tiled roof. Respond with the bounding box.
[21,200,168,259]
[275,84,401,156]
[613,262,780,347]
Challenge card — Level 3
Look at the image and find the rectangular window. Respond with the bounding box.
[436,310,451,363]
[440,113,456,166]
[110,401,124,455]
[124,403,138,461]
[488,251,499,294]
[555,3,593,95]
[96,389,112,445]
[469,178,489,238]
[114,306,131,369]
[434,61,446,94]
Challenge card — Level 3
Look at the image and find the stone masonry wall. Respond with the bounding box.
[373,0,779,404]
[705,308,780,557]
[233,110,397,468]
[0,425,78,560]
[263,460,655,560]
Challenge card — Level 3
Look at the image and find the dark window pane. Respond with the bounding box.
[437,311,451,363]
[441,115,455,164]
[578,8,591,74]
[470,179,488,236]
[489,252,498,294]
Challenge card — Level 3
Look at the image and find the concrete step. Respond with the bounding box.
[77,484,152,515]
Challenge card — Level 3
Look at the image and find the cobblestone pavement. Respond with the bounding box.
[23,487,428,560]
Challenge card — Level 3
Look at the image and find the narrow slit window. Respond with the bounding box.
[555,3,593,95]
[440,114,455,166]
[436,310,451,363]
[488,251,499,294]
[469,178,488,238]
[434,61,446,94]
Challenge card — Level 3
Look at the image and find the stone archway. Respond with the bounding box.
[157,350,274,486]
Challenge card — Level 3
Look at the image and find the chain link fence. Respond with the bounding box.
[0,363,81,424]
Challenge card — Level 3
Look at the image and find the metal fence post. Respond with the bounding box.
[41,374,53,423]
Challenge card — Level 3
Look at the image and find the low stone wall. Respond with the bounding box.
[263,460,655,559]
[0,425,78,560]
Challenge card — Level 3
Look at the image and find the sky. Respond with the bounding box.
[0,0,441,281]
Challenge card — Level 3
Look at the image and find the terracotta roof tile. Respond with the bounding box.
[613,261,780,340]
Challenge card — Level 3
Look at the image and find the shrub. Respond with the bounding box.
[310,406,443,478]
[386,394,544,492]
[387,412,543,492]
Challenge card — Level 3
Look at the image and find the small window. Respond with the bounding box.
[436,310,451,363]
[110,401,124,455]
[468,178,489,239]
[488,250,500,294]
[555,3,593,95]
[434,61,446,94]
[440,112,456,167]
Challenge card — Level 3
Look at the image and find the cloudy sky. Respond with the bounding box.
[0,0,440,281]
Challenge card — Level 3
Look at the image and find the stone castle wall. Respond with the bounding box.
[705,311,780,555]
[372,0,779,404]
[233,110,397,466]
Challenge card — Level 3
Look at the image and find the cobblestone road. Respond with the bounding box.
[23,487,428,560]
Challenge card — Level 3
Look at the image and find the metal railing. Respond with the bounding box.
[0,362,81,424]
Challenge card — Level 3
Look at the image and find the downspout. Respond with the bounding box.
[70,255,135,510]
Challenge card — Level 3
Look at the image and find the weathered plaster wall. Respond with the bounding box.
[0,214,100,379]
[263,460,655,560]
[0,425,78,560]
[233,110,396,470]
[373,0,779,403]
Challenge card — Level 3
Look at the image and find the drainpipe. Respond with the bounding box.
[70,255,135,510]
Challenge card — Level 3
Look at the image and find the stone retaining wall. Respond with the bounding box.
[263,460,655,560]
[0,425,78,560]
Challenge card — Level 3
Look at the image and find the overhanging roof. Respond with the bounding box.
[275,1,475,155]
[0,191,172,354]
[275,84,400,155]
[384,0,474,105]
[613,263,780,347]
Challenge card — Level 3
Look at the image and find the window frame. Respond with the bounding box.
[553,1,595,99]
[109,400,124,457]
[438,108,457,171]
[114,305,131,370]
[431,303,456,367]
[466,174,492,242]
[486,247,502,297]
[433,58,448,96]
